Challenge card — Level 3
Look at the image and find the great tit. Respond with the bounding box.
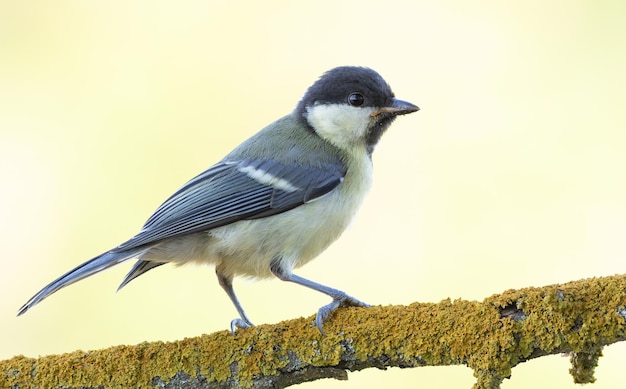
[18,66,419,334]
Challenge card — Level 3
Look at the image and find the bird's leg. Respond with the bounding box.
[216,269,254,334]
[270,260,370,335]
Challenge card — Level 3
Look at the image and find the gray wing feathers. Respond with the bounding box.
[112,159,345,252]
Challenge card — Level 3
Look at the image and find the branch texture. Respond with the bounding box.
[3,274,626,388]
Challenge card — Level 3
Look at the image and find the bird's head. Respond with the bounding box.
[296,66,419,155]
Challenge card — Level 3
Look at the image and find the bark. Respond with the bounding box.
[3,274,626,388]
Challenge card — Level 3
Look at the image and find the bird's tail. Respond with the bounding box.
[17,248,147,316]
[117,260,165,291]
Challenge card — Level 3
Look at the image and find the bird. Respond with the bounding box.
[17,66,419,334]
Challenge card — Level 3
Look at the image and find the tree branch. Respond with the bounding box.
[3,274,626,388]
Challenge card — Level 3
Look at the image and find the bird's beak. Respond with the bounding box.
[371,98,420,118]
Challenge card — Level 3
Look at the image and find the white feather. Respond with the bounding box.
[305,103,376,154]
[236,164,300,192]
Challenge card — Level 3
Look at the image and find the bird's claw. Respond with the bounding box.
[230,318,254,334]
[315,295,370,335]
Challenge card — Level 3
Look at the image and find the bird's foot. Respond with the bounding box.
[315,294,370,335]
[230,318,254,334]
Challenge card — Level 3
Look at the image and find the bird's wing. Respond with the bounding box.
[112,158,345,252]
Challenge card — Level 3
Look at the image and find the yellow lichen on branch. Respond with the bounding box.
[2,274,626,388]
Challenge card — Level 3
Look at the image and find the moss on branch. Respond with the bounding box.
[3,274,626,388]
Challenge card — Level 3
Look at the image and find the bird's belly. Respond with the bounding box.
[207,189,360,278]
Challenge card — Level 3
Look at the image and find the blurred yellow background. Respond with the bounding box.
[2,1,626,387]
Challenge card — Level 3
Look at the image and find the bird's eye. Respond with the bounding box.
[348,92,365,107]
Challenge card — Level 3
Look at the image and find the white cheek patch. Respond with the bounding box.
[306,104,376,149]
[237,165,300,192]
